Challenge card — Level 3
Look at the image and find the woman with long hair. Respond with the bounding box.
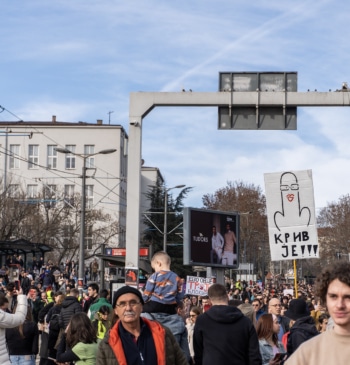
[6,304,39,365]
[256,313,286,365]
[56,312,98,365]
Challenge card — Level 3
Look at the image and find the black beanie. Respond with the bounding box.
[112,285,144,308]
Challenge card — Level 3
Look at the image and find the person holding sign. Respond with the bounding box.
[222,223,237,266]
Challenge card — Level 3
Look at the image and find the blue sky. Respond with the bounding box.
[1,0,350,211]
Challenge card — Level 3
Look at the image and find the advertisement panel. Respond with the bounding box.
[183,208,240,268]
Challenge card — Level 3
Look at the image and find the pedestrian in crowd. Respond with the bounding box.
[256,314,286,365]
[0,291,27,365]
[83,283,99,313]
[252,298,265,322]
[46,292,66,362]
[5,282,17,313]
[268,297,290,341]
[56,312,98,365]
[200,295,212,312]
[59,288,82,330]
[183,296,192,319]
[142,251,183,315]
[6,304,39,365]
[33,291,48,323]
[96,285,188,365]
[88,289,112,320]
[284,298,318,359]
[317,313,330,333]
[20,271,31,295]
[37,292,55,365]
[238,302,256,325]
[280,303,288,316]
[191,296,198,307]
[186,306,202,363]
[91,305,112,342]
[90,259,99,282]
[193,283,261,365]
[286,261,350,364]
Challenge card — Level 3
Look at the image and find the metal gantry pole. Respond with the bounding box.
[79,157,87,288]
[163,189,168,252]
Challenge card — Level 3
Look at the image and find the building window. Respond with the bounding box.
[84,145,95,168]
[85,225,93,250]
[27,185,38,199]
[64,185,75,207]
[47,145,57,169]
[86,185,94,209]
[9,145,20,169]
[44,185,57,208]
[65,145,76,169]
[28,145,39,169]
[8,184,20,198]
[63,225,74,247]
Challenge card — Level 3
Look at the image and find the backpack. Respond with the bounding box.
[49,313,60,332]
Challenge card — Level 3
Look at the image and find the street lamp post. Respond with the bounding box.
[163,184,185,252]
[55,147,116,288]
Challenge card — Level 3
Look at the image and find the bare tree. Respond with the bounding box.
[202,181,268,277]
[318,194,350,265]
[0,180,120,266]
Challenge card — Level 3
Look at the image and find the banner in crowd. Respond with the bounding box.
[264,169,319,261]
[185,276,215,296]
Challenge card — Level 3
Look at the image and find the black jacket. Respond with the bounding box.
[6,320,39,355]
[59,296,82,329]
[286,316,318,357]
[193,305,262,365]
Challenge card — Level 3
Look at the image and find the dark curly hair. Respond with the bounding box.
[315,261,350,305]
[66,312,97,348]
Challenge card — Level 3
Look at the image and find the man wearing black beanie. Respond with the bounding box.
[97,285,188,365]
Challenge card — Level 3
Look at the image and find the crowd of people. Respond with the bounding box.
[0,251,349,364]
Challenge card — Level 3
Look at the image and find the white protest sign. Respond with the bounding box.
[264,169,319,261]
[185,276,215,296]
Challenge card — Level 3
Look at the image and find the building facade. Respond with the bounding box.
[0,118,128,254]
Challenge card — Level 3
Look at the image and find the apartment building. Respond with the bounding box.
[0,117,128,249]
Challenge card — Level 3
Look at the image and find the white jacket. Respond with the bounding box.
[0,294,27,365]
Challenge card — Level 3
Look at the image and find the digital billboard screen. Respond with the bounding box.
[183,207,240,269]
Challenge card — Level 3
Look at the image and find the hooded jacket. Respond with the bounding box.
[286,316,318,357]
[193,305,261,365]
[59,295,82,329]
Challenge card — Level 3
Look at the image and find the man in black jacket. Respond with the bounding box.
[59,288,82,329]
[193,283,262,365]
[285,298,318,358]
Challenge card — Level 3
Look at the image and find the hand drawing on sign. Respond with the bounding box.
[273,172,311,231]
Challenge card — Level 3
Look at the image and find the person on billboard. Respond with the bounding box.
[222,223,237,266]
[210,226,224,264]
